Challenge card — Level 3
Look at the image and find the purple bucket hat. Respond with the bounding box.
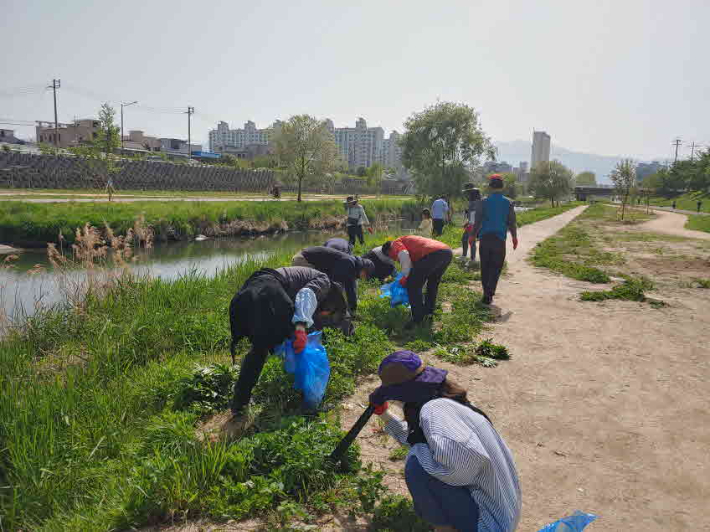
[370,351,448,405]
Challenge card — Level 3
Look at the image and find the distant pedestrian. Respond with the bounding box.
[672,200,676,210]
[344,196,371,246]
[324,237,353,255]
[418,209,433,236]
[430,195,449,236]
[698,200,703,213]
[381,236,453,329]
[471,174,518,305]
[461,184,482,261]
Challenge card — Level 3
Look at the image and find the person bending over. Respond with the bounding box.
[291,246,374,313]
[370,351,521,532]
[363,244,397,282]
[382,235,452,329]
[324,236,353,255]
[228,267,348,426]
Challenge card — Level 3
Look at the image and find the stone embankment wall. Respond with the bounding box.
[0,152,407,194]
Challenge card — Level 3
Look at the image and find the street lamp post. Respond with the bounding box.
[120,101,138,151]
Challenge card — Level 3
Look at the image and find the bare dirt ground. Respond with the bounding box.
[339,205,710,532]
[152,206,710,531]
[638,208,710,241]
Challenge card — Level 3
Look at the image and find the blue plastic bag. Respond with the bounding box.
[276,331,330,409]
[537,511,597,532]
[379,272,410,308]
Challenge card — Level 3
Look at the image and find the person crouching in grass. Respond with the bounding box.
[369,351,521,532]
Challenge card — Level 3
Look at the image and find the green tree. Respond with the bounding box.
[610,159,636,220]
[400,101,494,198]
[500,172,519,199]
[528,161,574,207]
[96,103,120,155]
[272,115,342,202]
[366,162,384,194]
[356,166,367,177]
[575,171,597,186]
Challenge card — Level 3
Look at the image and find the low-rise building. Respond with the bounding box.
[35,119,100,148]
[122,130,161,152]
[159,138,202,156]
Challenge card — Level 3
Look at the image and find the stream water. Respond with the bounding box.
[0,222,418,321]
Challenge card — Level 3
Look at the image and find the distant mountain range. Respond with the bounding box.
[493,140,663,184]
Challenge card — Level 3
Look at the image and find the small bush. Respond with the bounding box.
[174,363,240,414]
[371,495,431,532]
[475,338,511,360]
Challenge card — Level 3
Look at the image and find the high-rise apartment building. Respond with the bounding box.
[531,130,551,170]
[209,120,270,153]
[382,130,405,175]
[326,117,384,171]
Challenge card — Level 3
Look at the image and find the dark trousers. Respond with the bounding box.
[231,347,269,414]
[407,248,453,322]
[479,234,506,299]
[347,224,364,245]
[432,218,445,236]
[461,229,477,260]
[405,456,480,531]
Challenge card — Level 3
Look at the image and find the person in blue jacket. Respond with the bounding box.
[470,174,519,305]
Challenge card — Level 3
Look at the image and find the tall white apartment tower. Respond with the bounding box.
[531,130,551,170]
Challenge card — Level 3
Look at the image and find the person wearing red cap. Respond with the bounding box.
[381,235,453,329]
[470,174,519,305]
[370,351,521,532]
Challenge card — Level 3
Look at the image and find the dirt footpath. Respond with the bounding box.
[638,208,710,241]
[343,205,710,531]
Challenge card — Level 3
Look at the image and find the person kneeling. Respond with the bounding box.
[227,267,348,429]
[370,351,521,532]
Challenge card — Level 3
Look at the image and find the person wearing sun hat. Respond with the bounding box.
[370,351,521,532]
[470,174,519,305]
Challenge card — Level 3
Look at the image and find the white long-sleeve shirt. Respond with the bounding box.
[345,204,369,226]
[383,398,521,532]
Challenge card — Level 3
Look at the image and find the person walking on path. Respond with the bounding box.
[461,184,482,261]
[431,195,450,236]
[471,174,518,305]
[292,245,374,313]
[344,196,372,245]
[697,200,703,213]
[324,237,353,255]
[228,267,348,429]
[419,209,433,236]
[672,200,677,210]
[369,351,522,532]
[362,244,397,282]
[382,235,453,328]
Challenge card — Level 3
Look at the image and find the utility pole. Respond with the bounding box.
[672,138,682,163]
[186,106,194,161]
[689,141,697,161]
[47,79,61,147]
[120,101,138,152]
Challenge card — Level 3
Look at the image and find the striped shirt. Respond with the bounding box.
[383,398,521,532]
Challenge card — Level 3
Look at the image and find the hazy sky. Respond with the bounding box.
[1,0,707,160]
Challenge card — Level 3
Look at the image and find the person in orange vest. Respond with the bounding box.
[381,235,453,329]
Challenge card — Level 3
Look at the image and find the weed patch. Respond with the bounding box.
[580,276,654,303]
[686,214,710,234]
[433,338,510,367]
[695,278,710,288]
[371,495,431,532]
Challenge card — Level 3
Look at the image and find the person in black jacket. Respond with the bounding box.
[323,237,353,255]
[228,267,348,427]
[362,245,397,282]
[292,246,374,312]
